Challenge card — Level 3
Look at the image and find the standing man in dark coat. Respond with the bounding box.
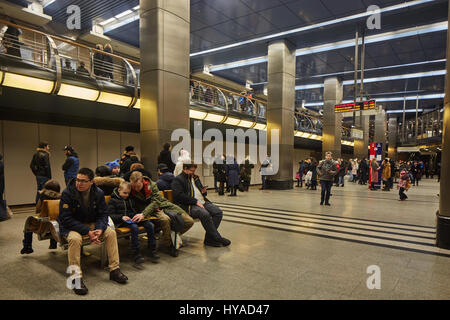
[317,152,337,206]
[120,146,139,175]
[62,146,79,186]
[30,142,52,204]
[240,157,254,192]
[213,155,227,195]
[157,143,175,173]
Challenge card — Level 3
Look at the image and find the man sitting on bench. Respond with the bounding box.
[172,163,231,247]
[59,168,128,296]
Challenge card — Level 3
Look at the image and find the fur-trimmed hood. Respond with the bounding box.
[93,176,124,187]
[39,188,61,200]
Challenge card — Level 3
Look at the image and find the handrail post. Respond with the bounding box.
[122,58,138,108]
[46,35,61,95]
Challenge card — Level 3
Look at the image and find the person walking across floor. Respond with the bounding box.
[398,170,411,201]
[317,152,337,206]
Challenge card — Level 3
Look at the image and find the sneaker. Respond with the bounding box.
[320,202,324,206]
[220,237,231,247]
[72,278,88,296]
[110,268,128,284]
[325,203,331,206]
[20,246,33,254]
[204,239,222,247]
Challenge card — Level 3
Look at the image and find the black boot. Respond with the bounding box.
[147,247,160,263]
[49,238,57,249]
[110,268,128,284]
[21,237,34,254]
[132,248,144,265]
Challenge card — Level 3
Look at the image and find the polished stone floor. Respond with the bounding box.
[1,178,448,300]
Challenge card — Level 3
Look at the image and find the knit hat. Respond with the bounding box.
[105,159,120,171]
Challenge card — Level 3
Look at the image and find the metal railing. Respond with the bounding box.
[397,108,443,144]
[0,19,140,106]
[0,20,355,142]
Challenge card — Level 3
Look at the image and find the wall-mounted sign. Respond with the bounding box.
[335,100,376,113]
[351,128,364,140]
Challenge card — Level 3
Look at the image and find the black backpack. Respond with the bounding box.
[164,211,185,233]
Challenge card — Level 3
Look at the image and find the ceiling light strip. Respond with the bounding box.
[209,22,448,72]
[191,0,436,57]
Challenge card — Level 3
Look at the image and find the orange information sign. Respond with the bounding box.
[335,100,376,113]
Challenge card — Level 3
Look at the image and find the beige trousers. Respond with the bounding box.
[67,224,120,276]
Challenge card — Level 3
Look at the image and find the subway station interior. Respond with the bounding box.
[0,0,450,301]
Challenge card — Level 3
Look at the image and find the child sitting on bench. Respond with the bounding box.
[21,180,61,254]
[107,181,160,264]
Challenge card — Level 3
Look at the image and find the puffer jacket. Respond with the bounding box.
[157,172,175,191]
[172,171,208,214]
[58,179,108,237]
[317,159,337,181]
[107,187,138,225]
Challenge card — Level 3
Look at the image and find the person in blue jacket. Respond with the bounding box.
[58,167,128,295]
[62,146,79,186]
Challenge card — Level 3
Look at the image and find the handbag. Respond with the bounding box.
[296,172,300,180]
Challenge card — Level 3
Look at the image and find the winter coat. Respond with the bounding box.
[158,150,175,173]
[338,163,347,177]
[317,160,337,181]
[157,172,175,191]
[240,160,254,183]
[309,164,318,182]
[62,153,79,179]
[398,172,411,189]
[226,160,240,187]
[213,161,227,183]
[93,176,124,196]
[130,177,185,217]
[381,162,391,181]
[30,148,51,178]
[0,154,4,196]
[120,153,139,175]
[36,188,61,215]
[370,161,380,183]
[107,188,138,225]
[58,179,108,237]
[172,172,208,214]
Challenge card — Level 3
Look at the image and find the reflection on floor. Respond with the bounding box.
[1,178,448,300]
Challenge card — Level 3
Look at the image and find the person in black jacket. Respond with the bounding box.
[62,146,79,186]
[157,143,175,173]
[107,181,159,264]
[213,155,226,195]
[59,168,128,295]
[120,146,140,176]
[156,163,174,191]
[172,163,231,247]
[30,142,52,204]
[103,44,114,80]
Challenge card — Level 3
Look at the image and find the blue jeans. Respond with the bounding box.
[338,176,345,186]
[261,175,267,189]
[35,176,49,204]
[320,180,333,204]
[127,220,156,250]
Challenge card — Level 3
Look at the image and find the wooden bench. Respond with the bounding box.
[25,191,172,267]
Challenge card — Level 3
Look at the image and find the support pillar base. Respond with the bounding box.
[436,211,450,249]
[266,179,294,190]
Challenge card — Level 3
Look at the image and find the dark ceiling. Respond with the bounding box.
[5,0,448,112]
